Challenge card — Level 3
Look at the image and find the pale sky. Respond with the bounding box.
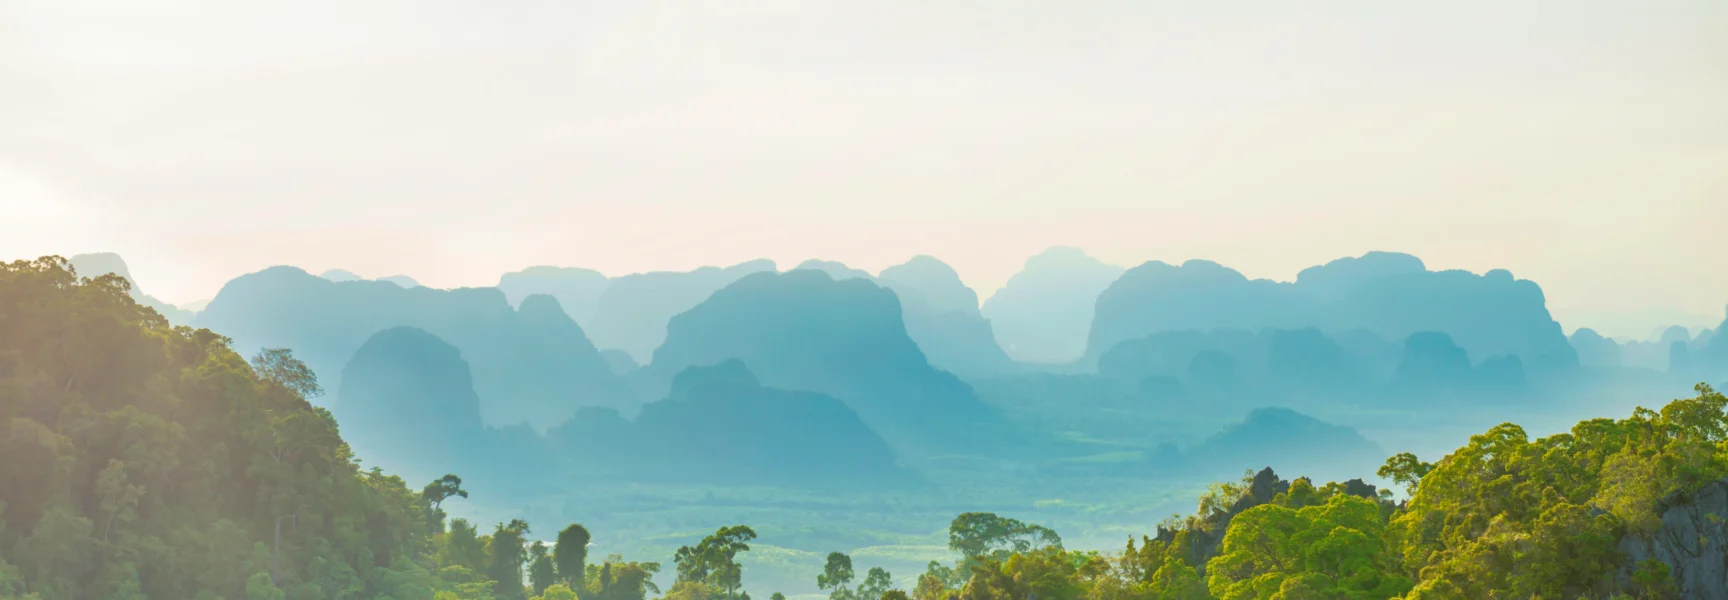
[2,1,1725,335]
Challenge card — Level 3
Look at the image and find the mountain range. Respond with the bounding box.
[58,247,1726,493]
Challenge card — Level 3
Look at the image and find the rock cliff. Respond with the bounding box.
[1616,479,1728,598]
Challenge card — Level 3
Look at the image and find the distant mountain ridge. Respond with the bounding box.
[645,269,1000,453]
[497,265,612,325]
[586,259,779,362]
[982,247,1124,364]
[195,265,632,428]
[794,256,1013,376]
[1088,251,1577,370]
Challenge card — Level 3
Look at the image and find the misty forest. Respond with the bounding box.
[3,248,1727,600]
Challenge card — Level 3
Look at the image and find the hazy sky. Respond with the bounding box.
[2,1,1725,333]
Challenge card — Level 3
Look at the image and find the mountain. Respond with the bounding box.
[319,268,363,282]
[1394,331,1474,387]
[549,360,912,489]
[1570,327,1623,368]
[1100,327,1376,388]
[378,275,420,288]
[1088,251,1577,371]
[1699,306,1728,379]
[1181,407,1386,482]
[317,269,418,288]
[496,265,612,324]
[645,269,997,452]
[600,348,639,376]
[1099,329,1264,383]
[791,259,874,282]
[877,256,1014,376]
[335,326,491,485]
[790,257,1014,377]
[194,266,632,428]
[67,252,194,325]
[878,256,979,315]
[585,259,778,362]
[982,247,1125,364]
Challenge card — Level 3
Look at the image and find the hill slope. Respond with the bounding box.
[0,256,448,599]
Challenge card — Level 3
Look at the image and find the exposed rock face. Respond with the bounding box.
[1616,480,1728,598]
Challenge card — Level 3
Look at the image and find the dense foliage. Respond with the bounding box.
[0,257,661,600]
[911,385,1728,600]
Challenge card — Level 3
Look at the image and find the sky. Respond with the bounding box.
[1,0,1725,337]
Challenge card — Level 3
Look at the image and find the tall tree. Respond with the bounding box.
[817,552,855,600]
[249,348,325,399]
[856,567,893,600]
[948,513,1062,560]
[554,524,592,588]
[674,525,757,600]
[421,474,468,532]
[423,474,469,510]
[529,541,558,596]
[489,519,532,599]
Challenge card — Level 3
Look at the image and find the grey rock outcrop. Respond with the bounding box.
[1616,479,1728,598]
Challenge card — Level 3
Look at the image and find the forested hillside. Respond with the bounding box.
[0,257,672,600]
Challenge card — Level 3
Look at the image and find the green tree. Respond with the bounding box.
[593,555,661,600]
[423,474,469,510]
[530,541,558,596]
[1375,452,1433,496]
[1145,556,1207,600]
[92,459,143,542]
[674,525,756,600]
[948,513,1062,561]
[249,348,324,399]
[536,583,581,600]
[818,552,856,600]
[856,567,893,600]
[441,518,490,573]
[554,524,591,589]
[489,519,532,599]
[245,572,286,600]
[913,569,950,600]
[1205,494,1409,600]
